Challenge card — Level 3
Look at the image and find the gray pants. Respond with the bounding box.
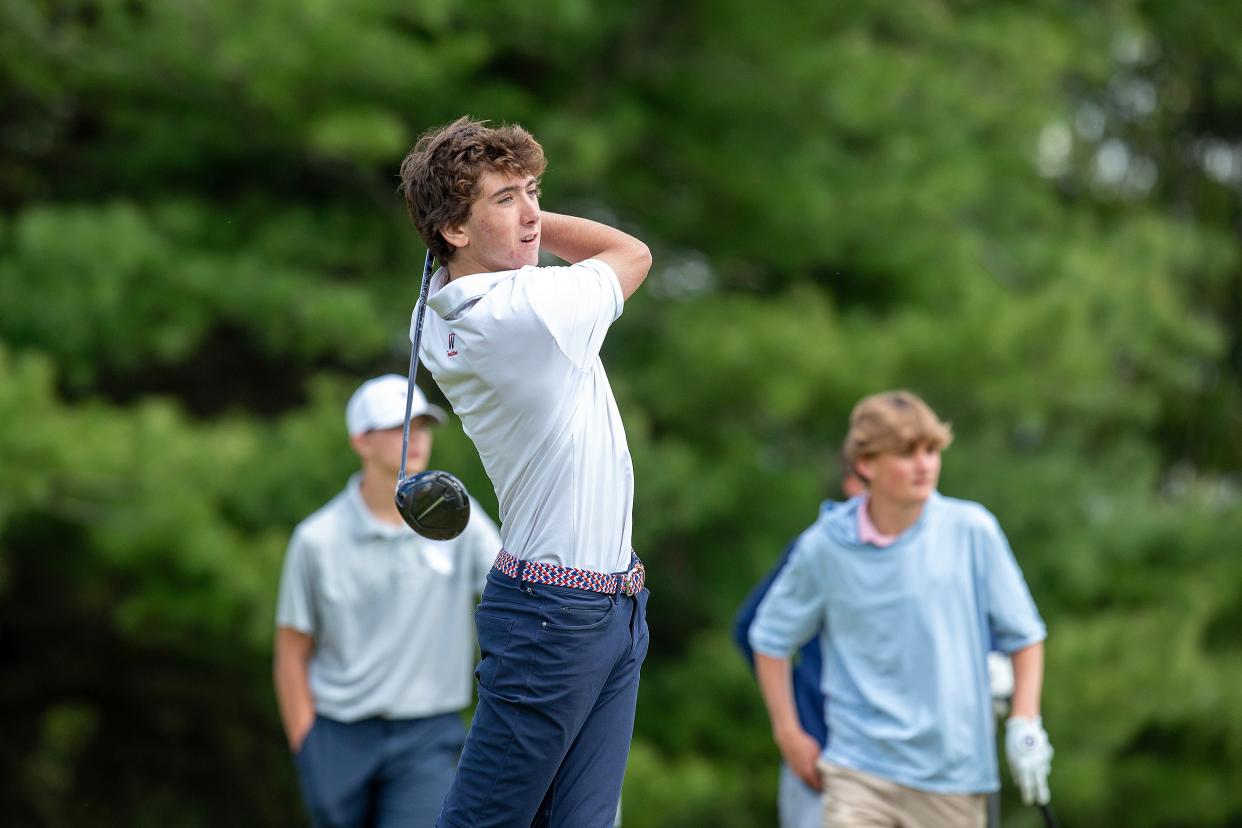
[779,763,824,828]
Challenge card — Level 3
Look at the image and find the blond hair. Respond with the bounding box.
[843,390,953,469]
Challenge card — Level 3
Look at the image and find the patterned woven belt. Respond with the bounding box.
[493,549,646,597]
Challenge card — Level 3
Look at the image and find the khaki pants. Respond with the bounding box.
[820,761,986,828]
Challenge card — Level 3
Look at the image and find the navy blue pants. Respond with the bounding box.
[436,568,650,828]
[295,712,465,828]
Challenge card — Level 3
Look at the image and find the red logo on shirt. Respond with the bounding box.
[446,333,458,357]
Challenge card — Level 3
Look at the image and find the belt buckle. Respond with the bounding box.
[618,560,645,597]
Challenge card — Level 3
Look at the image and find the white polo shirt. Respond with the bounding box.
[275,475,501,722]
[415,258,634,574]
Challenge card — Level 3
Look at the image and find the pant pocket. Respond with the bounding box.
[540,590,617,632]
[293,723,323,820]
[293,717,318,761]
[475,612,516,692]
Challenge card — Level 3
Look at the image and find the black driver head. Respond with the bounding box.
[395,470,471,540]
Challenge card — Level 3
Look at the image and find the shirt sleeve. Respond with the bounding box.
[979,515,1047,653]
[464,499,503,594]
[732,542,798,669]
[525,258,624,369]
[749,535,826,658]
[275,529,317,635]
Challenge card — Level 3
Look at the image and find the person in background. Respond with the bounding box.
[749,390,1053,828]
[273,375,501,827]
[735,461,1021,828]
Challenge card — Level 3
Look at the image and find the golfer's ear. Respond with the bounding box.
[440,224,469,250]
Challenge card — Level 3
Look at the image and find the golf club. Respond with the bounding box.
[1039,802,1062,828]
[394,249,471,540]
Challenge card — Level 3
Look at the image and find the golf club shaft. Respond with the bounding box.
[1040,803,1061,828]
[398,250,437,485]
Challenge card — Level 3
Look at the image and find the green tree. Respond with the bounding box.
[2,0,1240,825]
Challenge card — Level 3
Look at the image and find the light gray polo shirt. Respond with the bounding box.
[275,474,501,722]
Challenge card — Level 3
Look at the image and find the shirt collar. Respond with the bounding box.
[426,266,520,320]
[344,473,411,541]
[857,494,901,548]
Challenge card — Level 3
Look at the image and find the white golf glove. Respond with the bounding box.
[1005,716,1053,805]
[988,652,1014,718]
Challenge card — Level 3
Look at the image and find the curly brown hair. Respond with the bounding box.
[399,116,547,263]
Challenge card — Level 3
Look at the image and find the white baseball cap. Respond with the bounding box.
[345,374,446,436]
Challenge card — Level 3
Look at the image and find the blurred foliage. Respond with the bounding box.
[2,0,1241,825]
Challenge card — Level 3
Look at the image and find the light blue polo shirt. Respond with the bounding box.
[276,474,501,722]
[749,492,1046,794]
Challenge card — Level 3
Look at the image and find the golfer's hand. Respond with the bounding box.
[291,718,314,753]
[1005,716,1053,805]
[776,727,823,791]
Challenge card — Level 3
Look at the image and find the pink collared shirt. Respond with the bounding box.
[858,496,900,548]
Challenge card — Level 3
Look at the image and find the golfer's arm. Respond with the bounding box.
[755,652,804,744]
[1009,640,1044,719]
[538,212,652,300]
[273,626,316,750]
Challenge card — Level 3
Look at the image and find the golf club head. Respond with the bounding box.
[395,469,471,540]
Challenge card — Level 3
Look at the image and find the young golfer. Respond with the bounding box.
[273,375,502,827]
[399,117,652,828]
[750,391,1054,828]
